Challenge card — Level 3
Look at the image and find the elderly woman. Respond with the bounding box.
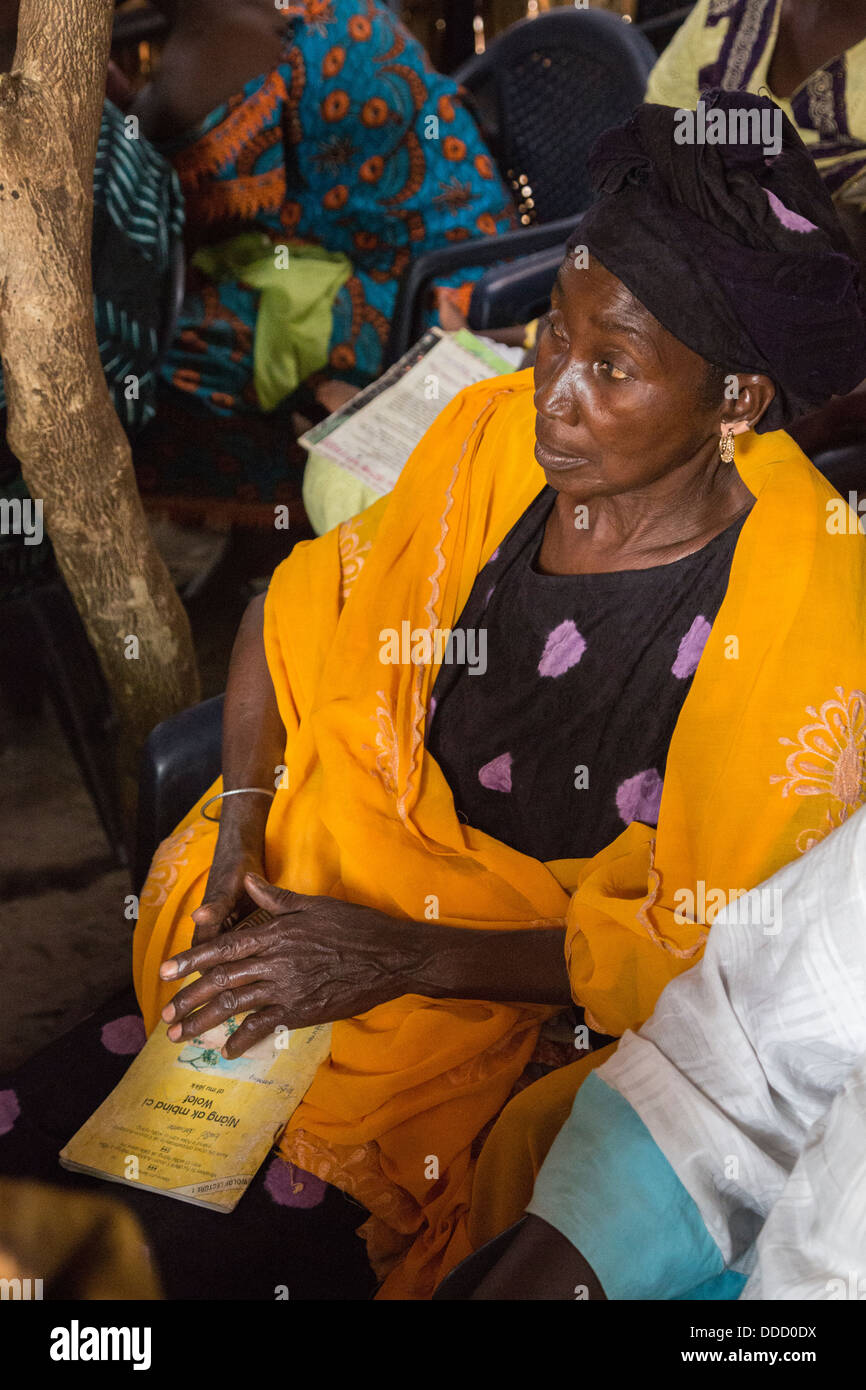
[134,92,866,1300]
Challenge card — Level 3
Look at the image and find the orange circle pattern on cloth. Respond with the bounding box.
[359,154,385,183]
[322,89,350,122]
[322,44,346,78]
[442,136,467,162]
[348,14,372,41]
[361,97,390,128]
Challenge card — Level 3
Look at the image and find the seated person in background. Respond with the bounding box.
[645,0,866,454]
[133,93,866,1300]
[458,803,866,1300]
[131,0,514,504]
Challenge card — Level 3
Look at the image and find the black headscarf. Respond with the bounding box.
[571,90,866,431]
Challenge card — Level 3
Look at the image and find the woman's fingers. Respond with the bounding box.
[160,919,276,981]
[192,891,256,941]
[162,958,273,1025]
[165,982,275,1043]
[243,873,302,915]
[192,845,267,943]
[163,886,311,979]
[221,1006,286,1060]
[190,893,238,944]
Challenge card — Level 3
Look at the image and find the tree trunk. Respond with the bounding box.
[0,0,199,813]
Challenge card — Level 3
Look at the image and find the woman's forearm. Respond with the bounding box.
[407,923,572,1006]
[218,593,286,848]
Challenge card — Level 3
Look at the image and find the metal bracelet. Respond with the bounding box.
[200,787,276,823]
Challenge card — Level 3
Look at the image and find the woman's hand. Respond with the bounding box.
[314,379,361,414]
[161,875,425,1056]
[436,293,469,333]
[189,826,266,945]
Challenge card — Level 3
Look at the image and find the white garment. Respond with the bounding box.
[598,802,866,1297]
[742,1059,866,1299]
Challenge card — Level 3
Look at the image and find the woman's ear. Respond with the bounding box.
[722,373,776,433]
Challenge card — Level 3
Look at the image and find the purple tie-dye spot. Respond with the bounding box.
[672,615,712,680]
[0,1089,21,1136]
[616,769,664,826]
[264,1156,327,1208]
[764,188,817,234]
[479,751,513,792]
[538,620,587,678]
[483,584,495,609]
[101,1015,147,1055]
[487,545,500,564]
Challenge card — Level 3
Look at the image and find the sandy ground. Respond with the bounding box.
[0,702,131,1071]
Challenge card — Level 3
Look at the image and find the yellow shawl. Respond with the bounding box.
[135,370,866,1298]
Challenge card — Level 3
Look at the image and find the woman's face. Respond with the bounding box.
[533,254,729,501]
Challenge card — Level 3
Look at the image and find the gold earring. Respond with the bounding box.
[719,429,735,463]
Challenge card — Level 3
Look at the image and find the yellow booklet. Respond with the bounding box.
[60,1011,331,1213]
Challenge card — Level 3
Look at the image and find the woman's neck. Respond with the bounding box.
[538,456,754,577]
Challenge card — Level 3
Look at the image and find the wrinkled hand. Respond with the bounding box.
[190,842,265,946]
[160,874,422,1057]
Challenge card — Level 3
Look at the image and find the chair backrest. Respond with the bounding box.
[811,441,866,502]
[468,238,570,334]
[455,9,656,226]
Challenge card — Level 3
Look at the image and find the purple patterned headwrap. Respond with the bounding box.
[569,89,866,431]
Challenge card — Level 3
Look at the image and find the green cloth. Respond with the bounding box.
[302,448,381,536]
[192,235,352,412]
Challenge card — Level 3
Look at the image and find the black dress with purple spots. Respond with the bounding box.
[427,487,750,863]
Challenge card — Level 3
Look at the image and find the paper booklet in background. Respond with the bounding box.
[61,913,331,1213]
[298,328,523,497]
